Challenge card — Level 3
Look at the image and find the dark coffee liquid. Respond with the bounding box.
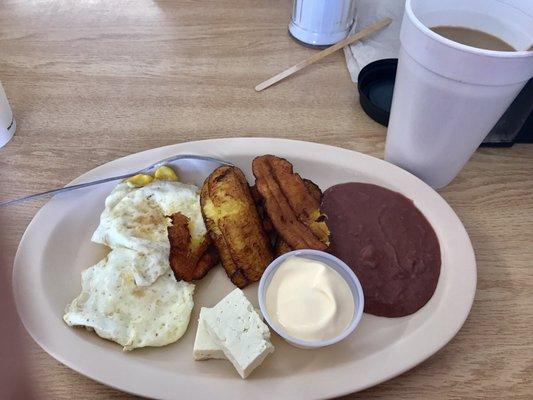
[431,26,516,51]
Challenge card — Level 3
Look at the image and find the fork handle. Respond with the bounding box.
[0,173,135,207]
[1,154,233,206]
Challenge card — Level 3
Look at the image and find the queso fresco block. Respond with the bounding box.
[201,289,274,378]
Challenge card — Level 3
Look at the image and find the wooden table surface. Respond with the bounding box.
[1,0,531,399]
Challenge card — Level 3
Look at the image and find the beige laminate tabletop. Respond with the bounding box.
[1,1,532,399]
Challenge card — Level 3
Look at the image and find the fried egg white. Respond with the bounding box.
[63,248,195,350]
[92,180,206,286]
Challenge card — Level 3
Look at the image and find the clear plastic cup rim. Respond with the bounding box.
[258,249,365,349]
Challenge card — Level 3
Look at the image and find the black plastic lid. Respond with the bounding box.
[357,59,398,126]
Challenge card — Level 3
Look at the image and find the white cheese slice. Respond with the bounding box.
[202,289,274,379]
[194,307,263,361]
[193,308,226,361]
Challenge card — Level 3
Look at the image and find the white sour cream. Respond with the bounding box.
[265,256,354,342]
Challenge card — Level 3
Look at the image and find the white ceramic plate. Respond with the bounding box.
[13,138,476,400]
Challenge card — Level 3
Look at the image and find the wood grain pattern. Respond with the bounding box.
[0,0,532,399]
[255,18,392,91]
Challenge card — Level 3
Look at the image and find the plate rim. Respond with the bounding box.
[13,137,477,399]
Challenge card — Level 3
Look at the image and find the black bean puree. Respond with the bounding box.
[321,183,441,317]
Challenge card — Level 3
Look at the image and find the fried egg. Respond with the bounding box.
[92,180,207,286]
[63,248,194,350]
[65,177,205,350]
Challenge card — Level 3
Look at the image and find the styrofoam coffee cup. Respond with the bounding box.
[385,0,533,189]
[0,82,16,149]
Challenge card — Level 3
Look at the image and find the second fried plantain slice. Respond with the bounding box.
[201,166,273,288]
[252,155,330,251]
[252,179,324,256]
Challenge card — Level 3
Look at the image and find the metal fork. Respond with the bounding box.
[0,154,233,206]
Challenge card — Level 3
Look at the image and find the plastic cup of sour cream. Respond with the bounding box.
[258,249,364,349]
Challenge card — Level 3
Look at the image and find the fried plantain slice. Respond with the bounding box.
[274,236,293,256]
[252,155,329,251]
[255,179,325,256]
[303,179,323,204]
[201,166,273,288]
[168,212,219,282]
[250,184,275,236]
[250,179,322,245]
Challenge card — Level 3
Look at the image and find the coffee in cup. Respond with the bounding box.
[385,0,533,189]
